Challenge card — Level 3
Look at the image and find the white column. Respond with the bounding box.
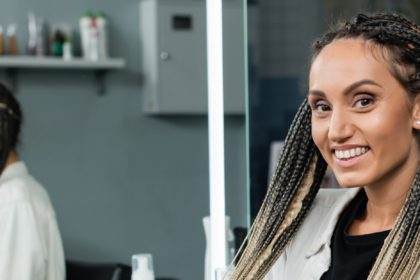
[206,0,227,279]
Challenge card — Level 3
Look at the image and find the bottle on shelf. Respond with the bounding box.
[27,12,45,56]
[6,24,18,55]
[96,12,108,59]
[63,41,73,60]
[79,11,109,61]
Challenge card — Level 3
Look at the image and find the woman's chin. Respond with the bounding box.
[338,183,362,189]
[334,172,369,188]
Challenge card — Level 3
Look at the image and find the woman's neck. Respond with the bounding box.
[362,145,418,230]
[5,151,19,168]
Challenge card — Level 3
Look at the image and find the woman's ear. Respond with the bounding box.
[413,95,420,130]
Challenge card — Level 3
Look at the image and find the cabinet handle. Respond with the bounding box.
[160,52,170,61]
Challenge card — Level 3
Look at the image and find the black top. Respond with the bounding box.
[320,189,390,280]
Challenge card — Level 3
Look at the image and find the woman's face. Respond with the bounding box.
[308,38,419,188]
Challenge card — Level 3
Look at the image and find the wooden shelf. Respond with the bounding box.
[0,56,126,95]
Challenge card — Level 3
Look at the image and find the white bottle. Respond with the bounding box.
[131,254,155,280]
[79,13,92,60]
[95,13,108,59]
[88,22,99,61]
[203,216,234,280]
[63,41,72,60]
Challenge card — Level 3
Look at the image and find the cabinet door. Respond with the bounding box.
[158,1,206,114]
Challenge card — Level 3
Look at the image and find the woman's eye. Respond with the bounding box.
[354,97,374,108]
[314,102,330,112]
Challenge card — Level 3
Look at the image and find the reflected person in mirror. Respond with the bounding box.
[0,83,65,279]
[227,12,419,280]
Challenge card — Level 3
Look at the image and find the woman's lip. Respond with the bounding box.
[333,149,370,168]
[331,145,369,152]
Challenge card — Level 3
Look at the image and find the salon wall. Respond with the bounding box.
[0,1,247,280]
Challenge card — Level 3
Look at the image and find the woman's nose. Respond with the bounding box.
[327,109,354,143]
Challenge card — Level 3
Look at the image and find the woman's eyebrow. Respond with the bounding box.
[308,79,383,97]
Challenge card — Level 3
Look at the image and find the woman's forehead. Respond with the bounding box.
[309,39,393,91]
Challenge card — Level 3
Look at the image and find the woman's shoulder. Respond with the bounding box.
[294,187,360,238]
[0,162,54,214]
[288,188,351,241]
[313,187,358,207]
[285,187,360,259]
[266,187,361,279]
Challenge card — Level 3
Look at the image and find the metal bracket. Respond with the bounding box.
[5,68,17,93]
[94,70,108,96]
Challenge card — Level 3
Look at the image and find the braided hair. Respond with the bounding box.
[227,12,419,280]
[0,83,22,173]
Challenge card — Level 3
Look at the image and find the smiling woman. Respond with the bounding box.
[309,38,418,192]
[226,12,419,280]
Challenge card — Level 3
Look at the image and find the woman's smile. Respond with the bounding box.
[308,38,417,188]
[332,146,371,168]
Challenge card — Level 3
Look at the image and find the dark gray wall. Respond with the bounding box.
[0,1,247,280]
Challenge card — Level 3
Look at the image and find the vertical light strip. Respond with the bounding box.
[206,0,227,278]
[242,0,251,228]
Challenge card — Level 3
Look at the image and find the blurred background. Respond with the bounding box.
[0,0,418,279]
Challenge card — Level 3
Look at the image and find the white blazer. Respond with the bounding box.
[0,161,65,280]
[264,187,362,280]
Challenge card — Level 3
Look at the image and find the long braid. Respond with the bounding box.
[240,101,314,255]
[227,100,327,279]
[227,12,420,280]
[368,171,420,279]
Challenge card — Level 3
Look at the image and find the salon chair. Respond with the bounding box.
[66,260,131,280]
[66,260,179,280]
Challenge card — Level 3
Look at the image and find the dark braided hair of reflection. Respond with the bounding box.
[0,83,22,174]
[226,12,420,280]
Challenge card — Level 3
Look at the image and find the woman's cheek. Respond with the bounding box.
[362,108,410,149]
[311,121,330,158]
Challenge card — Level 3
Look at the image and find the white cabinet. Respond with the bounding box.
[139,0,245,115]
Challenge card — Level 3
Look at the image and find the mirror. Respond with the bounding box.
[246,0,420,221]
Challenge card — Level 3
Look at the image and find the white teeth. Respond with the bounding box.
[334,147,369,160]
[344,150,350,158]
